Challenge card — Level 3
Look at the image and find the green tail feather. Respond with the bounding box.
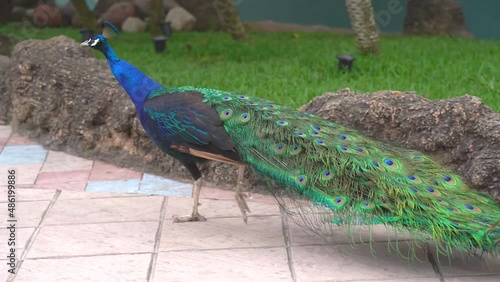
[186,86,500,255]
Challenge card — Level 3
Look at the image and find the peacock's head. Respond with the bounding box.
[81,34,106,50]
[80,21,119,52]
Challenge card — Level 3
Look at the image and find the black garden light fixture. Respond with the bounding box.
[153,35,167,53]
[336,54,356,72]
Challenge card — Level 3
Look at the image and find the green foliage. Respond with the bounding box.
[1,25,498,112]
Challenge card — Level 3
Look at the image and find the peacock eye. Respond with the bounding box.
[90,38,100,46]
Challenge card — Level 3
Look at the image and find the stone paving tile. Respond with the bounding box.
[140,173,192,197]
[16,253,150,282]
[0,144,47,164]
[0,227,35,260]
[444,276,500,282]
[154,247,291,281]
[292,242,437,281]
[437,251,500,276]
[28,221,158,258]
[44,196,163,225]
[90,160,142,181]
[86,179,141,193]
[0,187,56,202]
[165,196,280,220]
[0,200,50,228]
[0,163,43,185]
[160,216,285,251]
[41,151,94,172]
[201,186,278,204]
[5,133,39,146]
[36,169,91,184]
[34,181,87,191]
[58,189,141,200]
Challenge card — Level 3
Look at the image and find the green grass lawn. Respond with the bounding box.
[2,25,499,111]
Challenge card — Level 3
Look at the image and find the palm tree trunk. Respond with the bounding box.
[213,0,249,41]
[345,0,380,55]
[150,0,164,36]
[71,0,98,31]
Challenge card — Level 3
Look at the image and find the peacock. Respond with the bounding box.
[81,22,500,256]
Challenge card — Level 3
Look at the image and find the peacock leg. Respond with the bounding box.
[173,178,207,223]
[235,165,250,223]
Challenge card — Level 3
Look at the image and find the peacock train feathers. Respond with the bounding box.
[81,24,499,258]
[174,86,500,256]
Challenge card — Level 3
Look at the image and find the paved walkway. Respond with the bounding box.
[0,125,499,281]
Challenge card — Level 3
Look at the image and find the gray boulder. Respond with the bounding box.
[0,55,11,124]
[122,16,146,33]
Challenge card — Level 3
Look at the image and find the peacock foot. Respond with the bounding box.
[172,213,207,223]
[235,191,251,223]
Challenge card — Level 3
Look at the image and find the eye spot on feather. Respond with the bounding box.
[355,147,367,155]
[332,196,348,208]
[262,113,272,120]
[312,125,321,131]
[314,139,325,145]
[360,201,375,210]
[337,145,349,152]
[257,106,269,111]
[220,109,233,120]
[441,175,459,187]
[371,160,379,167]
[295,175,308,187]
[222,96,232,101]
[410,187,420,194]
[383,158,401,170]
[408,175,422,184]
[446,207,461,214]
[276,120,289,126]
[321,169,335,181]
[295,131,307,138]
[464,204,481,213]
[450,222,459,227]
[426,188,439,196]
[289,145,302,155]
[339,134,347,140]
[297,113,307,118]
[246,101,257,105]
[239,113,250,123]
[237,95,248,99]
[310,130,319,136]
[273,144,286,154]
[413,156,425,161]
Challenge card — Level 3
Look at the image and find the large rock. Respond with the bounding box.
[165,6,196,32]
[102,2,137,28]
[32,4,63,27]
[4,36,499,200]
[0,55,11,124]
[300,89,500,201]
[122,16,146,33]
[404,0,473,38]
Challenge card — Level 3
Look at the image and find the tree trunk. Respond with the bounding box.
[345,0,380,55]
[71,0,98,31]
[0,0,13,24]
[404,0,472,38]
[212,0,248,41]
[149,0,164,36]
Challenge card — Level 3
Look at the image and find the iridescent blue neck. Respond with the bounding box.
[101,42,163,112]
